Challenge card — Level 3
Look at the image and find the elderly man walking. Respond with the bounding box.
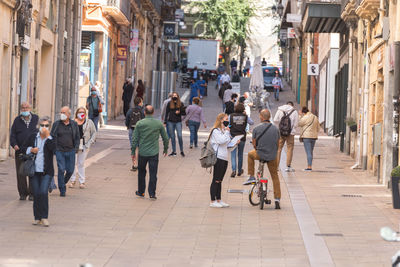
[50,106,80,197]
[131,105,169,200]
[10,102,39,200]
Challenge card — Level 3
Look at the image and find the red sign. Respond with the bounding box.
[117,45,128,61]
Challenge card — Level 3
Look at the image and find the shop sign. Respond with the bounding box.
[175,9,184,21]
[130,29,139,53]
[307,64,319,76]
[288,28,296,39]
[164,22,178,40]
[286,14,301,23]
[117,45,128,61]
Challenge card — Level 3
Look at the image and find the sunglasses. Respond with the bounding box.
[40,124,50,127]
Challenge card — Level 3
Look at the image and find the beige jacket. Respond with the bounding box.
[298,112,319,139]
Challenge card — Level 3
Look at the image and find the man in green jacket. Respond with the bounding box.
[131,105,169,199]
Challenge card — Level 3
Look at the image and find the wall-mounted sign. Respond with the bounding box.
[130,29,139,53]
[164,22,177,37]
[286,13,301,23]
[308,64,319,76]
[288,28,296,39]
[117,45,127,61]
[175,9,184,21]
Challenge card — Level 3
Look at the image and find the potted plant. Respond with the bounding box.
[391,166,400,209]
[345,117,357,132]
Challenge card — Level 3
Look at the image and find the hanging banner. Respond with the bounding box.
[288,28,296,39]
[117,45,128,61]
[130,29,139,53]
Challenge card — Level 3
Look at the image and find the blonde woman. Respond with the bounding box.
[209,113,237,208]
[69,107,96,188]
[165,92,186,157]
[298,106,320,171]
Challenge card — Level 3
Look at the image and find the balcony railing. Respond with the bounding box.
[106,0,130,20]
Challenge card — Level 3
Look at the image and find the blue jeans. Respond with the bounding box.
[188,120,200,147]
[31,173,51,220]
[90,115,99,131]
[129,128,134,146]
[167,121,183,153]
[303,138,316,167]
[55,150,76,194]
[138,154,159,196]
[231,140,245,172]
[274,86,280,100]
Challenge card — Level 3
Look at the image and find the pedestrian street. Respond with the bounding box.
[0,84,399,267]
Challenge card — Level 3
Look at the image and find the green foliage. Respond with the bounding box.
[190,0,256,51]
[392,166,400,177]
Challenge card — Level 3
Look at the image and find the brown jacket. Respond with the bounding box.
[298,112,319,139]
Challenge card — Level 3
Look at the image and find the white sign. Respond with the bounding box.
[286,13,302,23]
[21,35,30,50]
[308,64,319,76]
[231,82,241,94]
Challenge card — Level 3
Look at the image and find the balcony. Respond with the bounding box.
[355,0,379,20]
[141,0,162,18]
[102,0,130,26]
[303,2,346,33]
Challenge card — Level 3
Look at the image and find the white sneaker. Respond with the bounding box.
[285,167,294,172]
[210,202,223,208]
[219,201,230,208]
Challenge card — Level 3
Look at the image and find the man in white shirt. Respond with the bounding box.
[272,73,282,101]
[273,101,299,172]
[220,71,231,85]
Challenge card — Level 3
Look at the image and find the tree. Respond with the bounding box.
[190,0,256,73]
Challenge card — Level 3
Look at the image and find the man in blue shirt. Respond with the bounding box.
[189,79,200,105]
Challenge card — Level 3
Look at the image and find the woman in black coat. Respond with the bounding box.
[22,116,56,227]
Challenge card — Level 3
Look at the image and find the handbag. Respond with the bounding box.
[21,138,37,177]
[299,116,315,143]
[22,154,36,177]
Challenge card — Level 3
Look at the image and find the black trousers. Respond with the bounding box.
[138,154,159,196]
[210,158,228,201]
[15,153,32,198]
[123,101,130,117]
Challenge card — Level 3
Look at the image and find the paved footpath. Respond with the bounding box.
[0,82,400,267]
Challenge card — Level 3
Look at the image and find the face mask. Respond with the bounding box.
[21,111,30,117]
[91,91,97,96]
[77,113,85,120]
[172,97,178,101]
[223,121,229,127]
[60,113,68,121]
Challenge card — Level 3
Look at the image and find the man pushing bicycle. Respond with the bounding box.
[243,109,281,209]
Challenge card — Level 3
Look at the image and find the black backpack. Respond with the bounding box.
[129,107,142,129]
[279,110,295,136]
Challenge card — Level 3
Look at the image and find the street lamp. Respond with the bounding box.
[277,4,284,17]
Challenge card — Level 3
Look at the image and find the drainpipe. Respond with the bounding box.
[345,26,354,155]
[362,20,370,169]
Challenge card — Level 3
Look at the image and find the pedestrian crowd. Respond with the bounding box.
[9,69,320,227]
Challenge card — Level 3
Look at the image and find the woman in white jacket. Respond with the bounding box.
[69,107,96,189]
[209,113,236,208]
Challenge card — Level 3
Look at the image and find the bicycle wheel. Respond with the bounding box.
[259,186,265,210]
[249,184,260,206]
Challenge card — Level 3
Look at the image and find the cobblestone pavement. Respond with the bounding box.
[0,81,399,267]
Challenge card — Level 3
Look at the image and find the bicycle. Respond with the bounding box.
[248,160,271,210]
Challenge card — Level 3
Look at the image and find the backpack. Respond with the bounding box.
[279,110,295,137]
[199,129,217,169]
[129,107,142,129]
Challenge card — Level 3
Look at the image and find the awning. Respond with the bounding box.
[303,3,346,33]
